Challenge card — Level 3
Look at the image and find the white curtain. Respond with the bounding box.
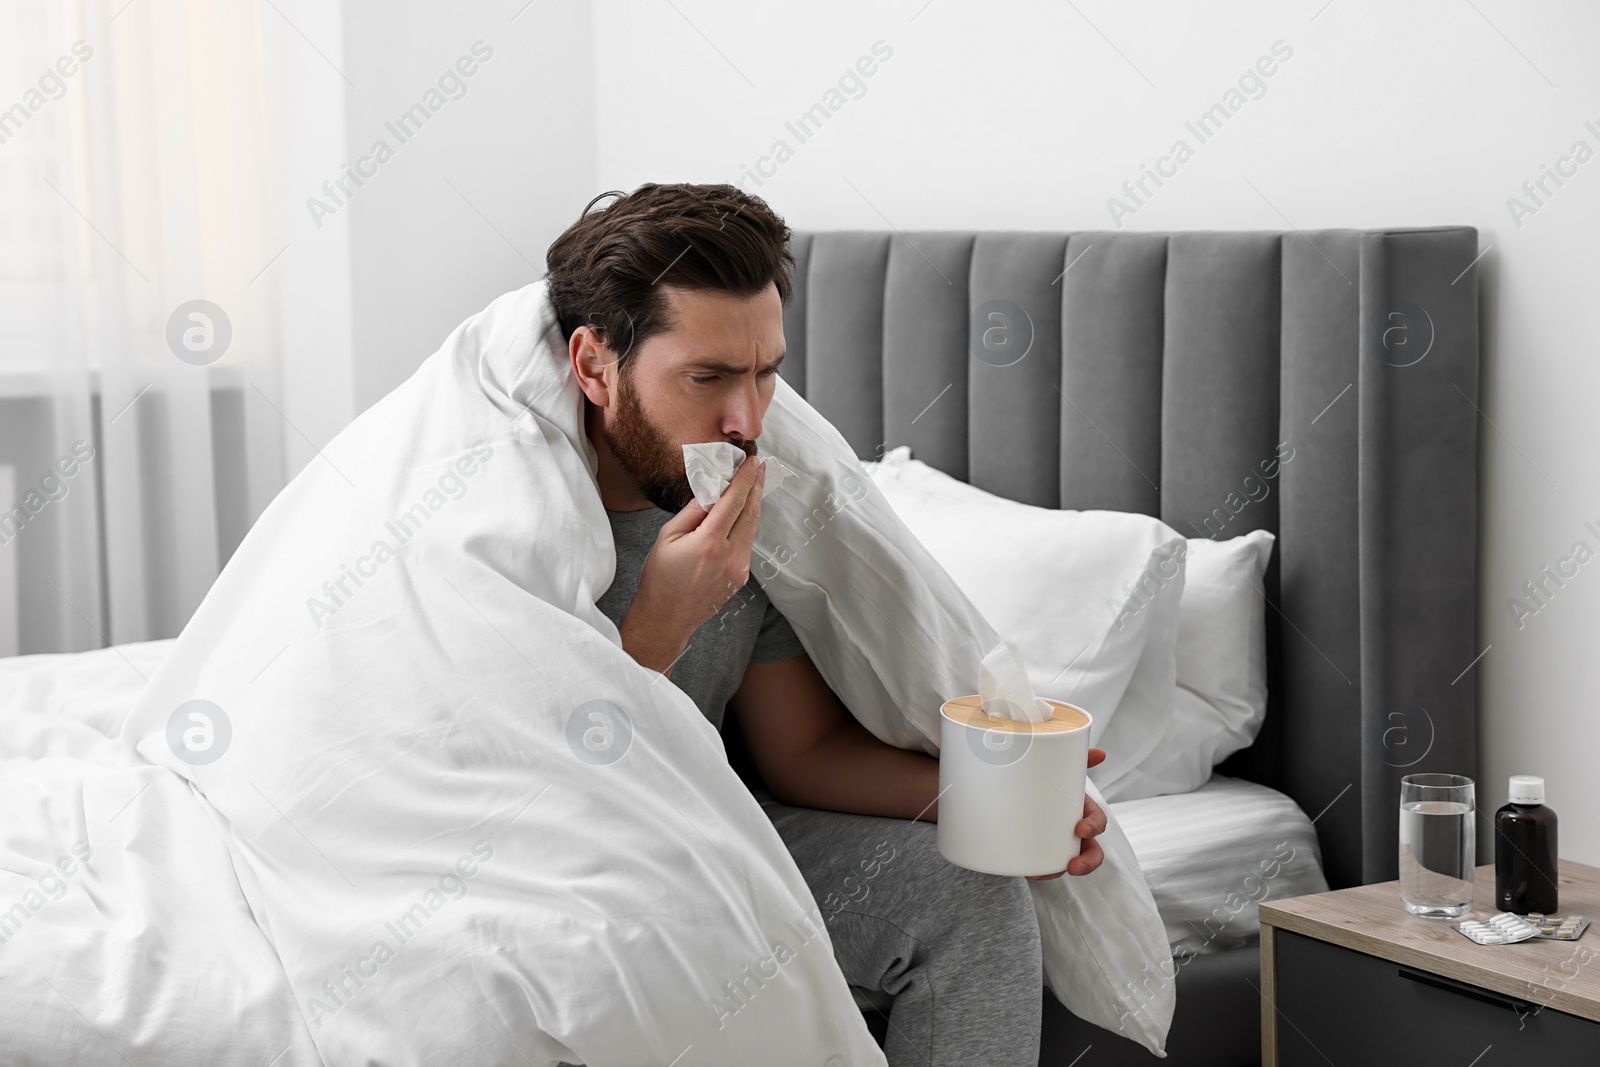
[0,0,287,654]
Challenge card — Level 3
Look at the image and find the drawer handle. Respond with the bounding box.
[1398,966,1542,1017]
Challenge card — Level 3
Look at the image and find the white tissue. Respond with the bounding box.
[682,443,804,508]
[682,441,753,508]
[979,639,1051,723]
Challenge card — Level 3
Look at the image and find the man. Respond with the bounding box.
[549,182,1108,1066]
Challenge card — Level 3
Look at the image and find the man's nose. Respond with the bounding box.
[722,377,764,442]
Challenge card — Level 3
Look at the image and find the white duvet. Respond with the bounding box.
[0,641,321,1066]
[0,280,1175,1064]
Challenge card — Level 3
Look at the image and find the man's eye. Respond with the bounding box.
[691,374,720,384]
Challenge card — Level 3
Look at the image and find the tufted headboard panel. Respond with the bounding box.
[781,227,1481,890]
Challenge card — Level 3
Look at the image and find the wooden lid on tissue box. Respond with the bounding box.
[940,695,1090,733]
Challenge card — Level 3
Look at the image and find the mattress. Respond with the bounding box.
[1,640,1328,965]
[1108,774,1329,956]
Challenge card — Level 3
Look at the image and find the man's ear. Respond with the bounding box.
[570,325,618,407]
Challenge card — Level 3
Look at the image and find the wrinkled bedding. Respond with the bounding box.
[0,280,1175,1065]
[0,640,320,1066]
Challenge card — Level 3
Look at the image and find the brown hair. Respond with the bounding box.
[544,182,794,367]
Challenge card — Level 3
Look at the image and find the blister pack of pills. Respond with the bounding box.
[1452,913,1540,945]
[1524,912,1590,940]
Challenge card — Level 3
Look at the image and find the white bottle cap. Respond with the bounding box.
[1509,775,1545,804]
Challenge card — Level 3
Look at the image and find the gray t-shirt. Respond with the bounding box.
[594,505,806,734]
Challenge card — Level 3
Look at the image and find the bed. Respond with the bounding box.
[0,225,1481,1065]
[781,226,1482,1064]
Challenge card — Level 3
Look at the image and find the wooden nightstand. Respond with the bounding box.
[1258,859,1600,1065]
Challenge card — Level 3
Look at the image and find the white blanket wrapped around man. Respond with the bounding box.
[111,279,1174,1063]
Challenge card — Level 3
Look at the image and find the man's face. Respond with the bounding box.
[595,283,785,512]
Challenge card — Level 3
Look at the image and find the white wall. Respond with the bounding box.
[312,0,1597,865]
[276,0,358,482]
[591,0,1600,863]
[338,0,596,413]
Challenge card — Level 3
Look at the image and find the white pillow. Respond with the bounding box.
[1111,530,1275,799]
[865,448,1185,798]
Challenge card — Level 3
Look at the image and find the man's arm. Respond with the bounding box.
[729,652,1108,878]
[731,652,942,821]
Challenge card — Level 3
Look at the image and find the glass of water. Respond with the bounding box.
[1399,773,1476,918]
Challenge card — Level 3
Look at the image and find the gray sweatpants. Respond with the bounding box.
[758,795,1044,1066]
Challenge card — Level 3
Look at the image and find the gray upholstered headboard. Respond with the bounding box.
[781,228,1480,890]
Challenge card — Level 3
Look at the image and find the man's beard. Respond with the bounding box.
[605,369,757,513]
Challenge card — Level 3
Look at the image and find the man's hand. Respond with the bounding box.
[733,660,1112,881]
[1026,746,1108,881]
[618,453,766,675]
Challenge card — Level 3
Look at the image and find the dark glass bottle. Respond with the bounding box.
[1494,775,1559,914]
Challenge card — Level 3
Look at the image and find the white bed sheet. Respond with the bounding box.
[2,640,1324,1052]
[0,638,318,1067]
[1108,774,1329,956]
